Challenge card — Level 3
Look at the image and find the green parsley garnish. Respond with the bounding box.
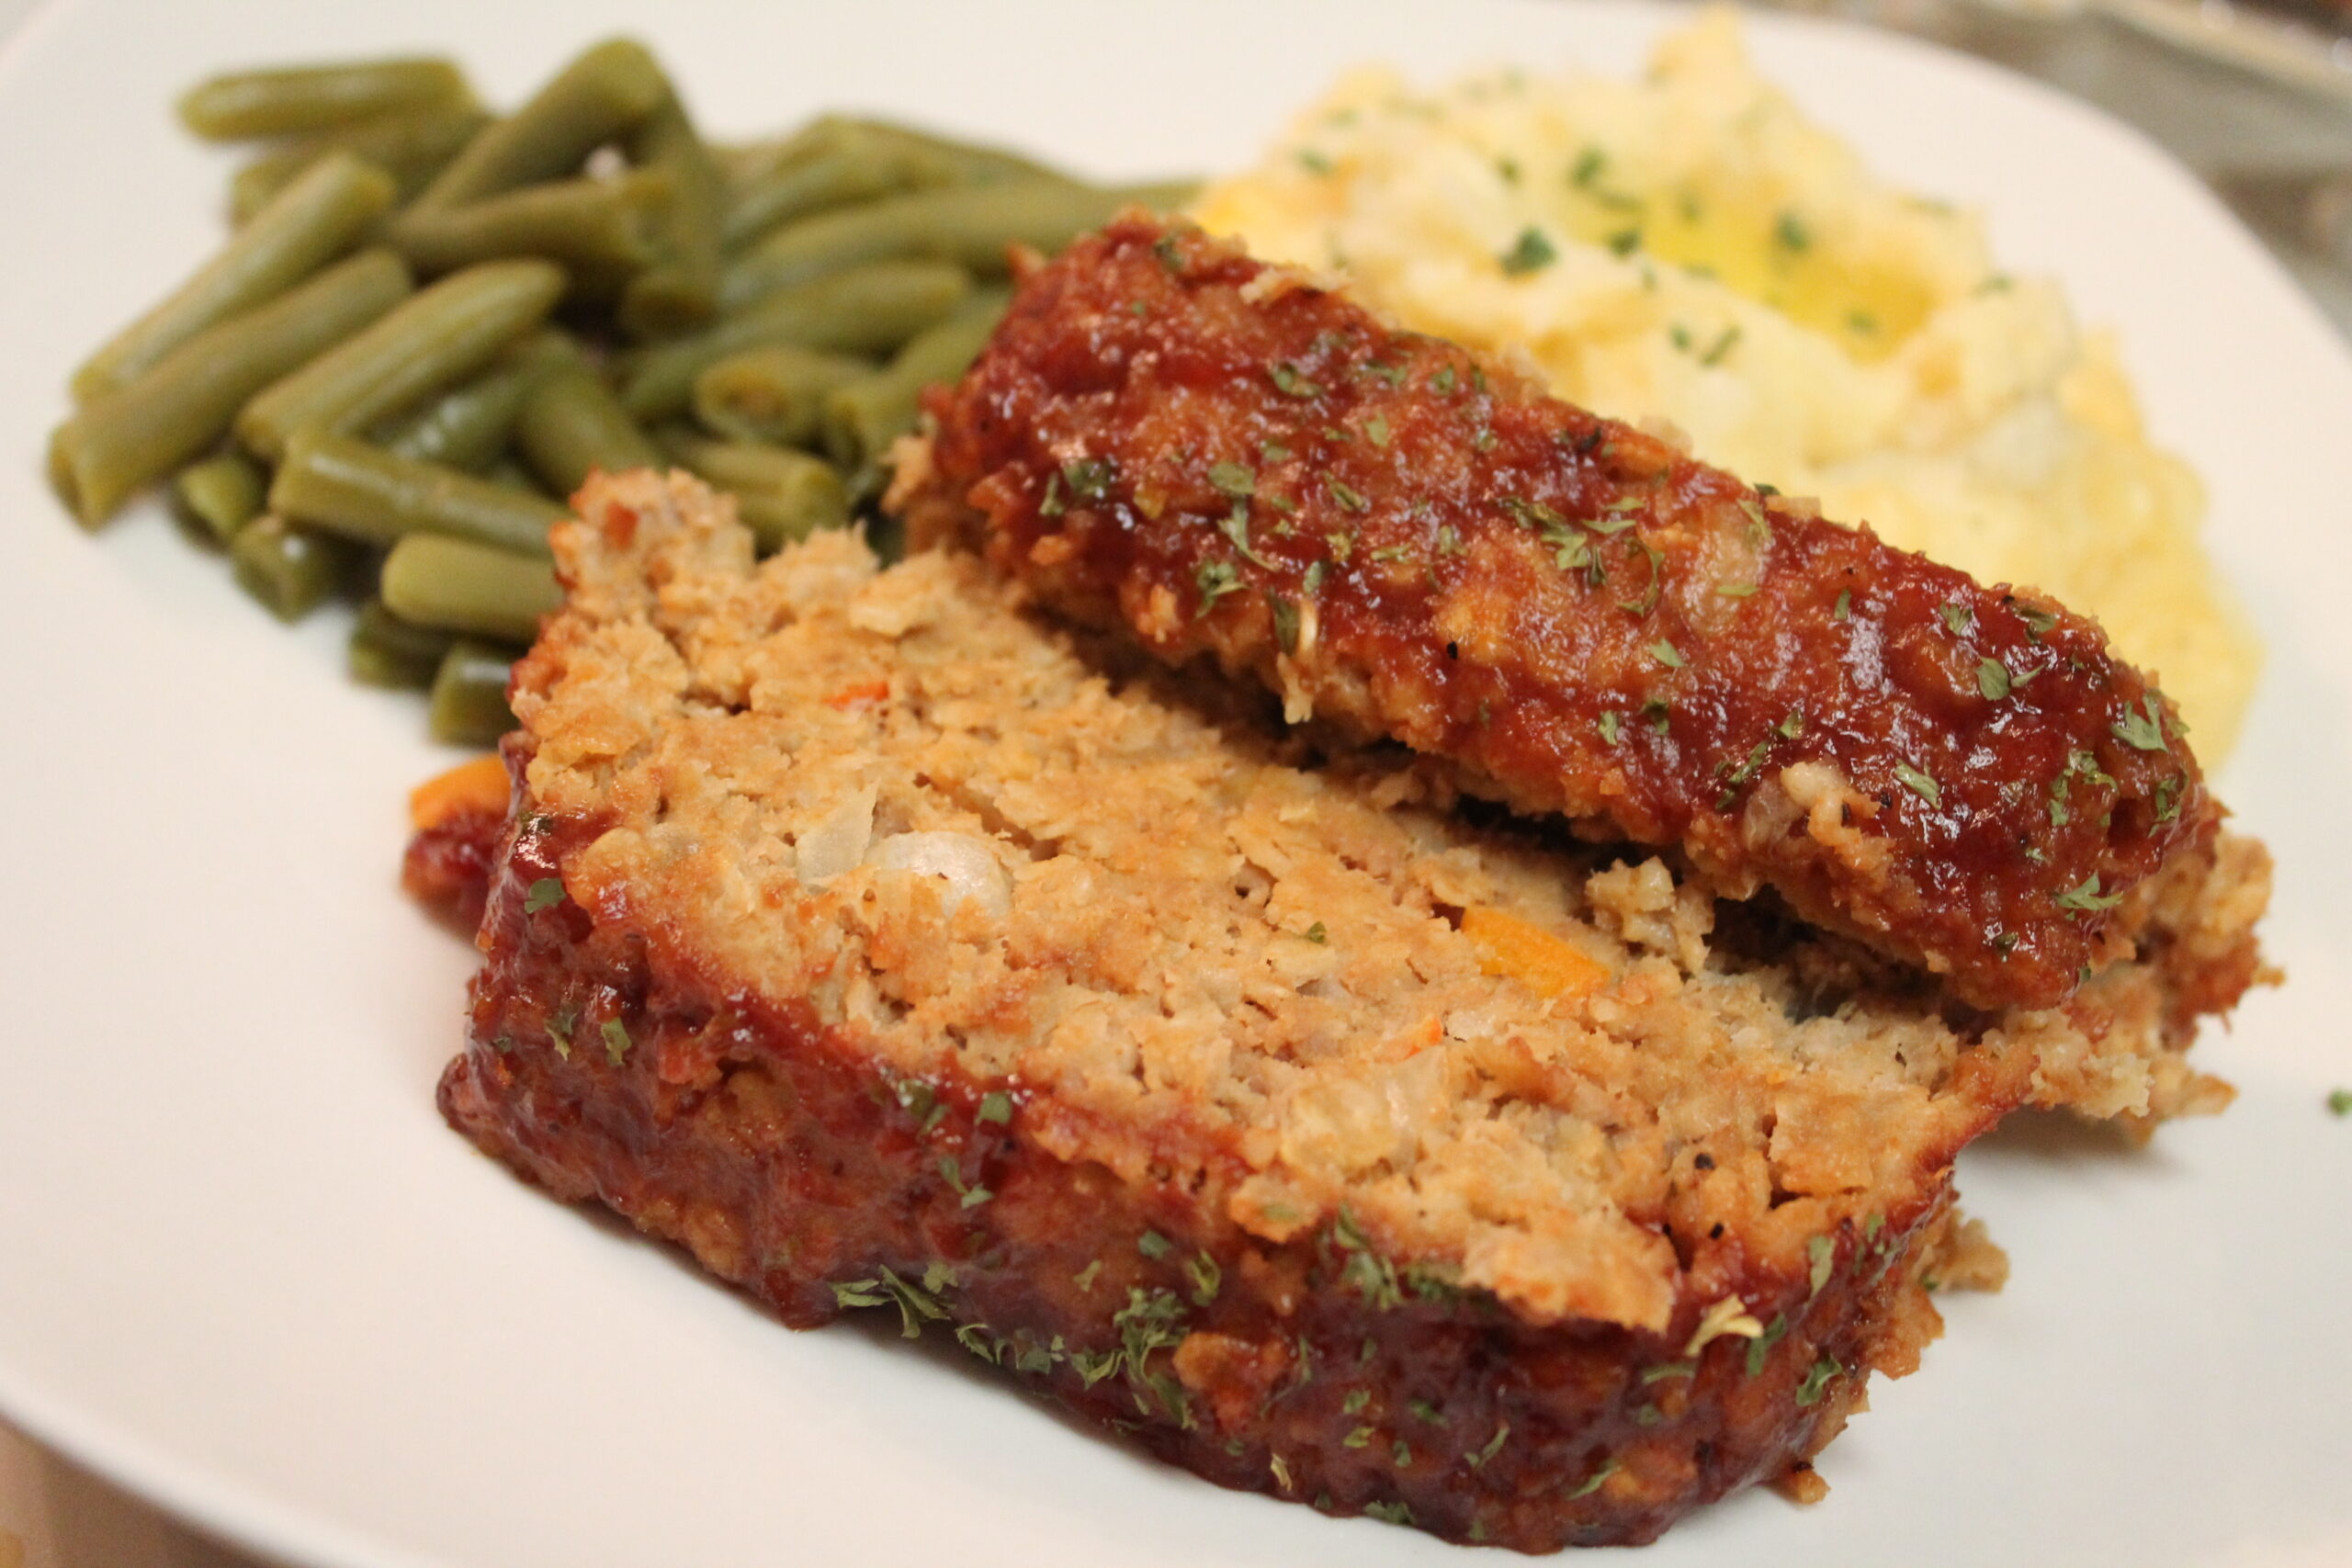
[1208,460,1255,498]
[1269,362,1321,399]
[1306,920,1328,943]
[2111,694,2169,752]
[2328,1089,2352,1116]
[1894,761,1940,807]
[1617,537,1665,615]
[1639,1361,1697,1383]
[1137,1229,1172,1259]
[1343,1388,1371,1416]
[1644,697,1672,735]
[1793,1354,1842,1406]
[1649,639,1684,669]
[1185,1250,1221,1306]
[523,877,564,914]
[1978,659,2012,701]
[1343,1426,1374,1450]
[1062,457,1115,502]
[2018,604,2058,639]
[1606,228,1642,257]
[1832,588,1851,622]
[1074,1259,1103,1292]
[1152,232,1185,272]
[600,1019,630,1066]
[978,1090,1012,1124]
[1571,146,1607,186]
[1744,1314,1788,1377]
[1364,414,1390,448]
[1195,559,1242,614]
[1774,210,1812,252]
[1410,1398,1449,1427]
[1296,148,1334,175]
[937,1155,991,1209]
[1367,544,1412,565]
[1499,226,1558,276]
[548,1004,575,1059]
[1392,1438,1413,1468]
[1430,365,1457,394]
[1717,581,1760,598]
[1807,1234,1835,1298]
[1599,711,1623,746]
[1327,477,1369,513]
[2154,774,2183,823]
[1777,705,1804,739]
[1365,1501,1415,1528]
[1268,591,1301,655]
[1436,525,1464,558]
[2054,874,2123,912]
[1303,559,1328,595]
[1939,602,1973,636]
[1467,1421,1510,1468]
[1699,324,1742,367]
[1357,361,1406,387]
[1566,1458,1621,1499]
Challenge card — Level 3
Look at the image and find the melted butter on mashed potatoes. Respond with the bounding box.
[1192,9,2259,756]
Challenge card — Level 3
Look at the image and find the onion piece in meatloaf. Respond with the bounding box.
[436,469,2267,1550]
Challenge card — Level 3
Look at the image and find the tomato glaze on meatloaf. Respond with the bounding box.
[432,469,2266,1548]
[901,214,2223,1015]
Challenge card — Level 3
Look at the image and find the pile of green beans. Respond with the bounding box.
[54,40,1193,747]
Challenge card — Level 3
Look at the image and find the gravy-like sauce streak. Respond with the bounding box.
[914,215,2212,1010]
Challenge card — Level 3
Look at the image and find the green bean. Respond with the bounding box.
[54,249,413,525]
[514,366,662,497]
[73,151,398,400]
[822,288,1009,469]
[486,455,555,498]
[236,258,565,460]
[378,331,580,471]
[270,430,566,556]
[230,103,492,222]
[623,259,969,421]
[657,431,847,552]
[619,95,725,336]
[229,514,359,621]
[380,534,561,644]
[173,451,268,543]
[409,39,666,212]
[349,598,458,690]
[720,177,1194,312]
[429,639,519,745]
[178,57,470,141]
[690,344,868,447]
[720,117,1063,252]
[390,170,671,293]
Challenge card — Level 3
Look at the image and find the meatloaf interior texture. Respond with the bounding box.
[435,468,2267,1550]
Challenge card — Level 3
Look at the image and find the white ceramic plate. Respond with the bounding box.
[2,2,2347,1564]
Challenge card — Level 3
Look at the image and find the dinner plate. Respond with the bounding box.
[2,1,2347,1564]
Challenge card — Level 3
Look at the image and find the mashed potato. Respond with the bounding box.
[1192,10,2258,756]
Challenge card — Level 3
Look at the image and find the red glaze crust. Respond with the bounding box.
[909,215,2217,1011]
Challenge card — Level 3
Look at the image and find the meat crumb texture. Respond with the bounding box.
[439,469,2267,1549]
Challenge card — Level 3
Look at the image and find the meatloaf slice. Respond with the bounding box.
[438,468,2267,1549]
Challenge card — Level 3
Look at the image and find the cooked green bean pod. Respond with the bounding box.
[514,365,662,496]
[178,57,470,141]
[230,103,492,222]
[270,430,566,556]
[380,533,561,643]
[407,39,666,212]
[235,258,564,460]
[620,95,725,336]
[428,639,519,745]
[73,151,397,401]
[690,344,868,447]
[349,597,458,689]
[822,288,1009,469]
[229,514,360,621]
[623,259,969,420]
[390,170,671,292]
[378,331,579,471]
[55,249,413,525]
[656,430,848,551]
[720,177,1194,312]
[173,451,268,543]
[719,117,1063,252]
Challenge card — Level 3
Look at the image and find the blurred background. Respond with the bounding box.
[2,0,2346,1562]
